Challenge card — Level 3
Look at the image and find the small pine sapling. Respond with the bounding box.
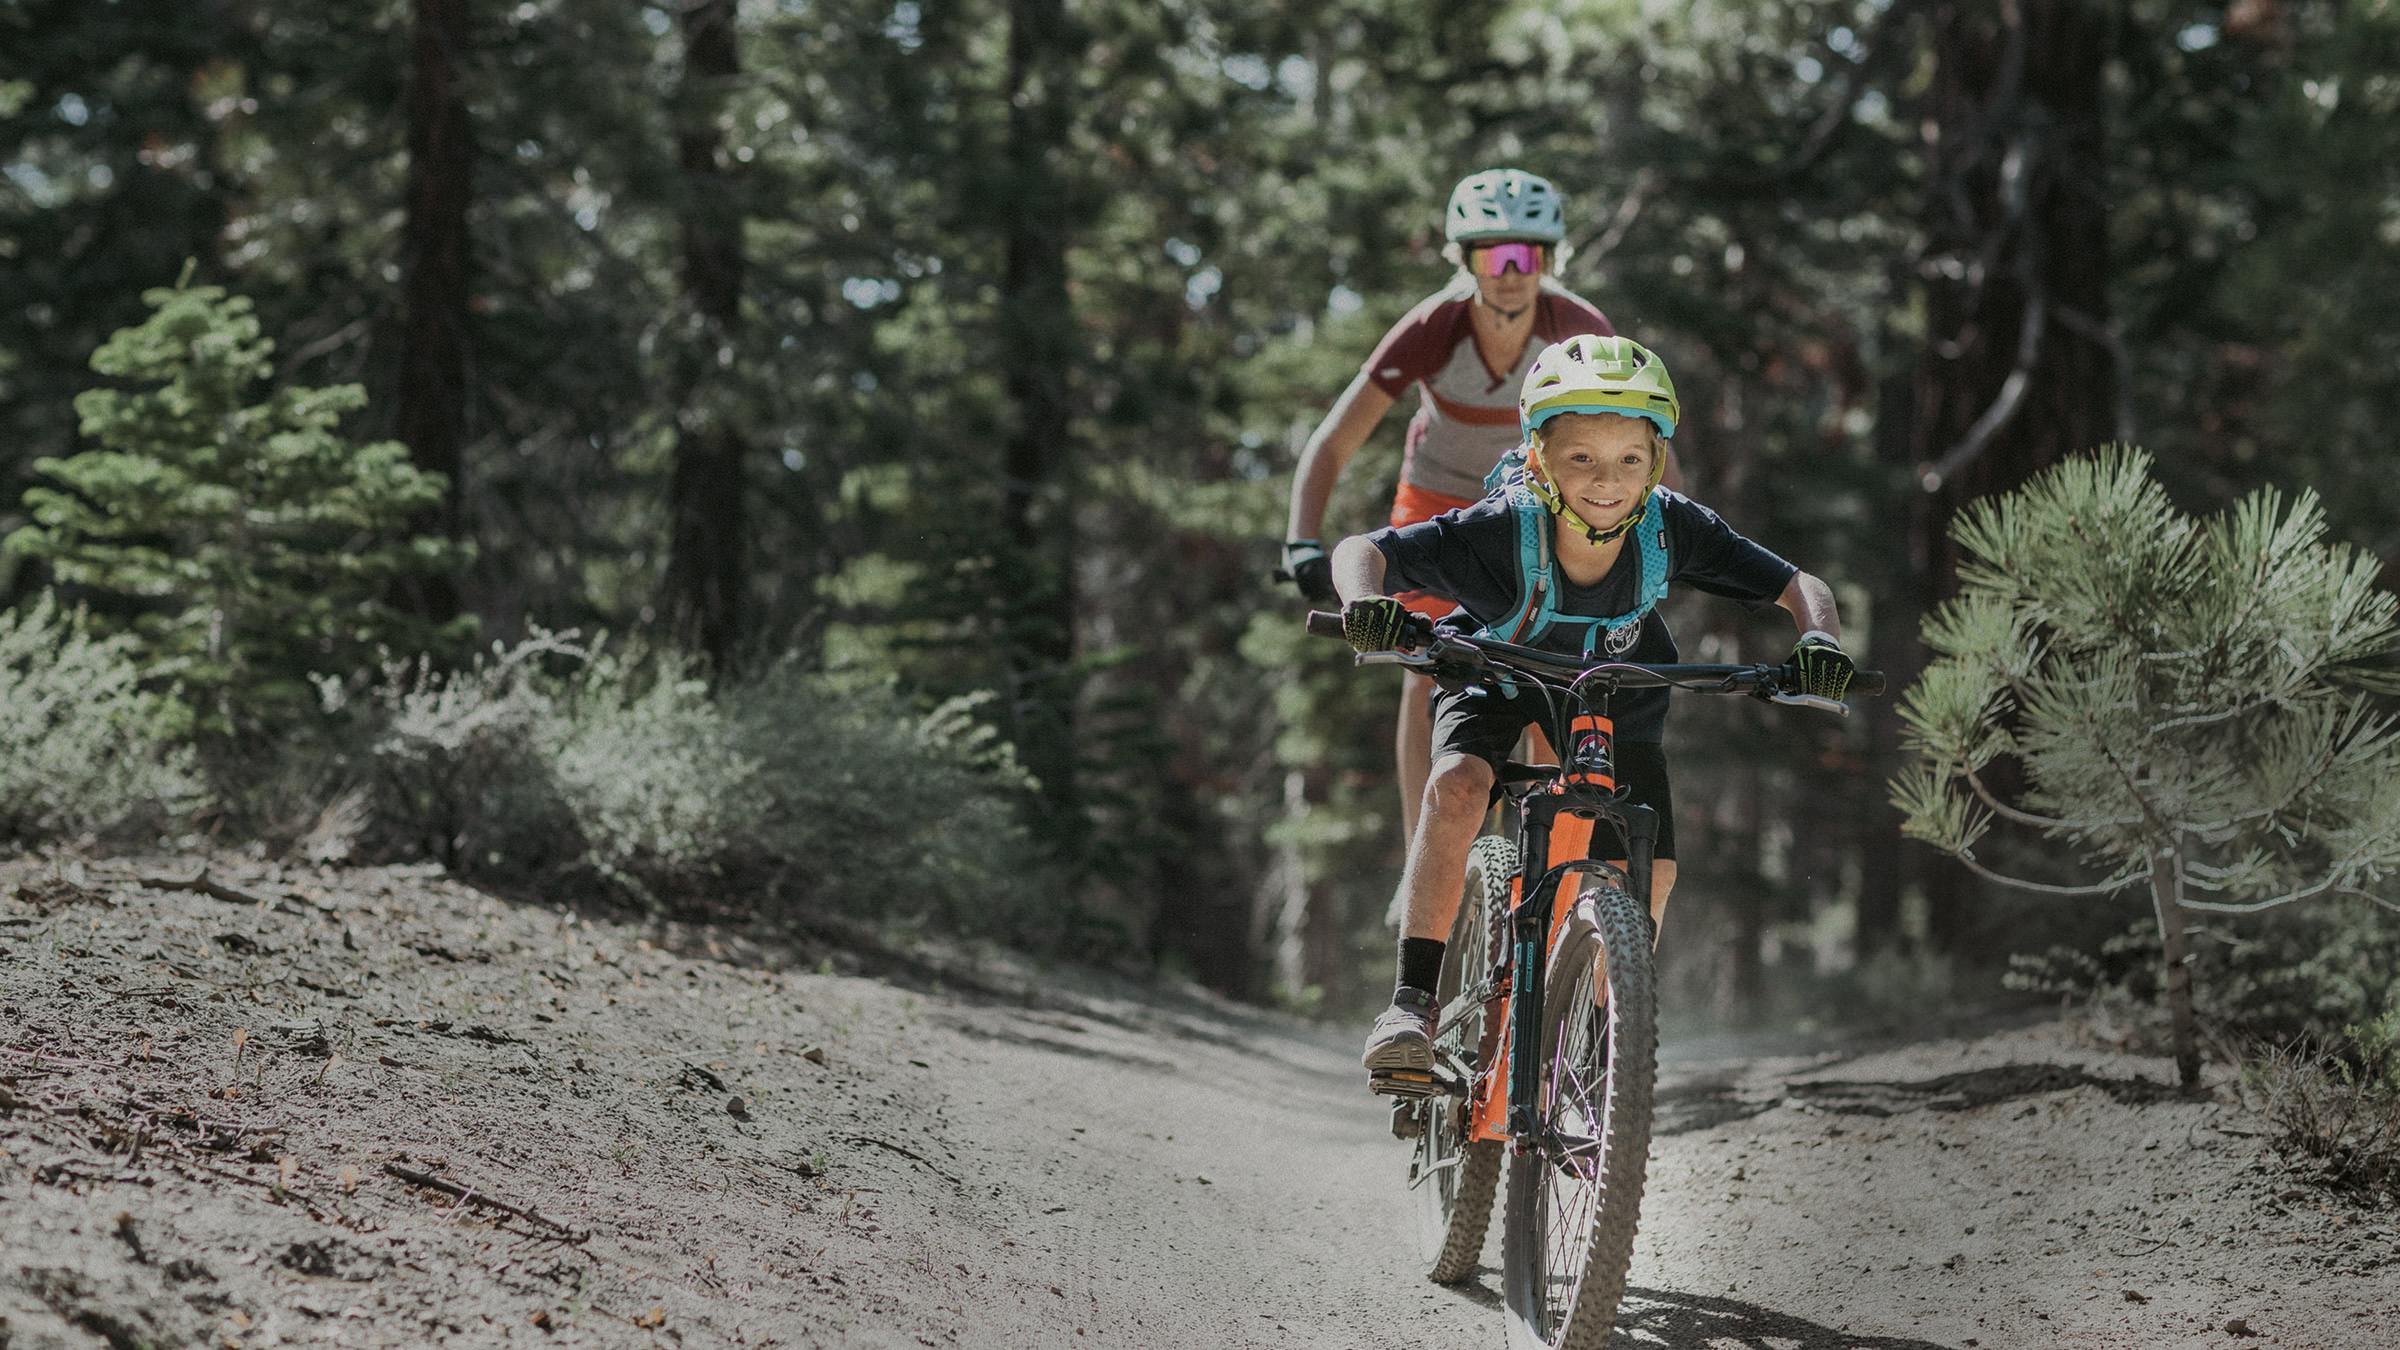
[1895,447,2400,1087]
[5,268,470,733]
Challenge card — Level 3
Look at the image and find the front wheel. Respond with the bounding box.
[1500,880,1658,1349]
[1412,834,1512,1283]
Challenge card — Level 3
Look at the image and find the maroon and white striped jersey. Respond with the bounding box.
[1361,277,1615,501]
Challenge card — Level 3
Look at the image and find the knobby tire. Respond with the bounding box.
[1501,881,1658,1350]
[1415,833,1511,1283]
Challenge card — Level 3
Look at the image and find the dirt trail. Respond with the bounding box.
[2,858,2394,1348]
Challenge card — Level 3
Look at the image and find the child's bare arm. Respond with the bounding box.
[1776,571,1842,642]
[1330,536,1390,605]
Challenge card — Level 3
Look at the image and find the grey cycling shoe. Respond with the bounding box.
[1363,986,1439,1096]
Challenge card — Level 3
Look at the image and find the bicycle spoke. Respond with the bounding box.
[1527,944,1617,1334]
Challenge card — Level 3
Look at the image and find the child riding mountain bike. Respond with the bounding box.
[1282,169,1682,855]
[1326,334,1855,1078]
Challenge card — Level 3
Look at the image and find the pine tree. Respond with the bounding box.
[1894,447,2400,1086]
[5,273,470,732]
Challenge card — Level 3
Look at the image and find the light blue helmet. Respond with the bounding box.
[1445,169,1565,245]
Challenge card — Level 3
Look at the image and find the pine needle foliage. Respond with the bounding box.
[4,274,469,733]
[1895,446,2400,1084]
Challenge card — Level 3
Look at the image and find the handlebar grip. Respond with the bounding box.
[1305,610,1346,640]
[1851,671,1886,697]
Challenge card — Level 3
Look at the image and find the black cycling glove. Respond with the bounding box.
[1281,539,1337,604]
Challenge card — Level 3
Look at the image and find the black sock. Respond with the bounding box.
[1397,936,1447,997]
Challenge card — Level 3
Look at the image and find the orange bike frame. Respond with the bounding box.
[1466,713,1640,1145]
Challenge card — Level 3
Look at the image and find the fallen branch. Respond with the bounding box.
[383,1162,591,1242]
[138,869,319,920]
[842,1134,962,1186]
[0,1046,124,1071]
[139,869,270,907]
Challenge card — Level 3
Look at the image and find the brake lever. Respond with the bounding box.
[1768,691,1850,718]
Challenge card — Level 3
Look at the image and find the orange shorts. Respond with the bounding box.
[1388,482,1478,619]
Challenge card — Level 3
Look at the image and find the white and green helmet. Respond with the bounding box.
[1519,334,1680,440]
[1445,168,1566,245]
[1517,335,1680,543]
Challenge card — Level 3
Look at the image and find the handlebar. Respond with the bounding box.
[1302,609,1885,705]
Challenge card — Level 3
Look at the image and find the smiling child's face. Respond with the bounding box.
[1538,413,1657,535]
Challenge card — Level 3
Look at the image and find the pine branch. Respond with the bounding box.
[2176,879,2338,914]
[2178,832,2394,912]
[1572,167,1657,265]
[1967,759,2144,832]
[2340,889,2400,916]
[1956,850,2147,897]
[1964,765,2070,828]
[1921,278,2044,493]
[2147,696,2281,734]
[1702,0,1929,190]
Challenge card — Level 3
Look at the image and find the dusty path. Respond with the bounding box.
[2,857,2394,1348]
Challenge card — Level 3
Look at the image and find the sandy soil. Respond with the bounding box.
[2,856,2394,1349]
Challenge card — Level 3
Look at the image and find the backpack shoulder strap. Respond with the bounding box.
[1473,488,1553,645]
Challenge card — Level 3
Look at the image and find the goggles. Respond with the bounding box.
[1471,241,1546,277]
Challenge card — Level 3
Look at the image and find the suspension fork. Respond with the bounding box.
[1502,795,1660,1142]
[1505,798,1558,1142]
[1621,802,1658,936]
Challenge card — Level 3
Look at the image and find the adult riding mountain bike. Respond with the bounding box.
[1306,609,1882,1350]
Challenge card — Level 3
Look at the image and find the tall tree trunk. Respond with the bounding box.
[998,0,1079,821]
[397,0,471,622]
[1910,0,2117,954]
[2148,841,2202,1088]
[1268,768,1313,999]
[664,0,748,668]
[1859,291,1922,958]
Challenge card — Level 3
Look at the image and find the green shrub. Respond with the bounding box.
[724,666,1058,936]
[343,637,1055,930]
[358,633,580,872]
[0,594,206,844]
[2247,1009,2400,1205]
[541,643,764,893]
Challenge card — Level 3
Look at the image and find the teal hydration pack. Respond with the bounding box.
[1476,445,1672,659]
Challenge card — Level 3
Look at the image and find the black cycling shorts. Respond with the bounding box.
[1429,684,1677,862]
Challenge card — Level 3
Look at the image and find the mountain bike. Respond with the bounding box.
[1305,609,1882,1349]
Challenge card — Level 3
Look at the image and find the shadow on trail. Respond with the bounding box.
[1436,1276,1951,1348]
[1787,1062,2182,1115]
[1610,1287,1955,1348]
[1653,1061,2184,1137]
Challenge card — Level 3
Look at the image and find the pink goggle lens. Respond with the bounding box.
[1473,242,1545,277]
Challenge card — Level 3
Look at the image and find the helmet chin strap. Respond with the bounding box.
[1528,441,1655,544]
[1560,493,1650,545]
[1474,290,1531,323]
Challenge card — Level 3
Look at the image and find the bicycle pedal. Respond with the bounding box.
[1369,1067,1441,1099]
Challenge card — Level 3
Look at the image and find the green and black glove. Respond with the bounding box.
[1342,596,1413,654]
[1786,630,1856,700]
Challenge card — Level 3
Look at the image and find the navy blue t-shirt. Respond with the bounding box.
[1366,488,1799,742]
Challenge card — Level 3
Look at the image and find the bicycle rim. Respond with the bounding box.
[1413,833,1511,1283]
[1500,882,1658,1349]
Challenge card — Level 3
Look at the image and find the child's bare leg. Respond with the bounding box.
[1395,673,1435,848]
[1396,752,1497,945]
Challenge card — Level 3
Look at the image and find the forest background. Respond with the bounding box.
[5,0,2398,1041]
